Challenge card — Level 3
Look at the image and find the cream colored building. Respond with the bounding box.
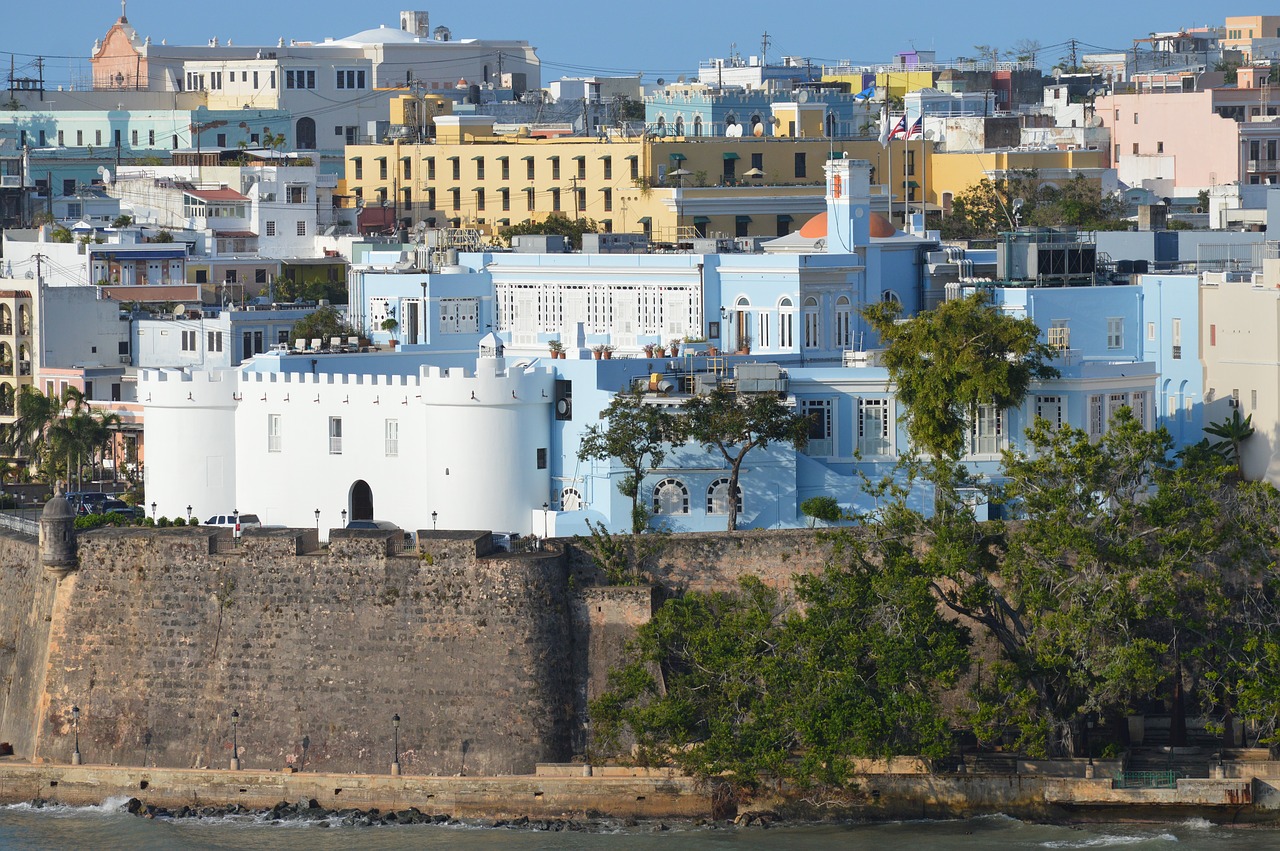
[0,291,35,422]
[1200,260,1280,485]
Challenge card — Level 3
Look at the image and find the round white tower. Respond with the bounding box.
[420,337,554,534]
[139,368,239,521]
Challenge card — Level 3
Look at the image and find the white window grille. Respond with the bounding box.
[859,398,891,456]
[652,478,689,515]
[328,417,343,454]
[706,478,743,515]
[384,419,399,457]
[267,414,282,453]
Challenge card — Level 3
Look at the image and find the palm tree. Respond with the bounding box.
[1204,408,1255,480]
[1,385,63,480]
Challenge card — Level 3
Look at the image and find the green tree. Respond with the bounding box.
[674,386,811,531]
[111,215,134,228]
[863,291,1058,461]
[1203,408,1255,479]
[499,214,598,249]
[2,385,66,480]
[289,306,356,345]
[577,391,674,532]
[799,495,841,527]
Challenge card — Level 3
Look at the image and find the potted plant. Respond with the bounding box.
[643,343,656,357]
[707,344,719,356]
[653,344,667,358]
[601,344,615,360]
[591,344,606,360]
[736,333,752,355]
[548,339,565,359]
[381,317,399,349]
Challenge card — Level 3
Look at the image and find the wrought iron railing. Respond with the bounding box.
[1114,770,1179,789]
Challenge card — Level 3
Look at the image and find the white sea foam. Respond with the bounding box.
[2,795,134,818]
[1179,818,1214,831]
[1042,832,1178,848]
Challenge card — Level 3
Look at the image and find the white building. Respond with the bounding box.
[90,10,541,154]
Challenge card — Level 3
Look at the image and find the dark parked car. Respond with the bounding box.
[100,499,146,520]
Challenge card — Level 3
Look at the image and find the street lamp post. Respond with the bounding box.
[230,709,240,771]
[391,714,401,775]
[314,508,320,535]
[150,501,157,520]
[186,505,192,523]
[71,705,82,765]
[432,511,437,531]
[542,501,549,547]
[341,509,347,527]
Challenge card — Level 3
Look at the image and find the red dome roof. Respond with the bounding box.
[797,212,898,240]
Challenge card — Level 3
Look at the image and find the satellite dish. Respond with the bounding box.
[656,77,666,86]
[797,89,810,103]
[677,75,686,83]
[814,239,826,251]
[753,123,764,137]
[174,304,187,317]
[97,165,112,185]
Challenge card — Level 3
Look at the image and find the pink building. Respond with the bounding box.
[1097,68,1280,196]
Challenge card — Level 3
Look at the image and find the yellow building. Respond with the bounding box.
[0,290,35,422]
[341,96,1110,237]
[1224,15,1280,59]
[342,106,897,240]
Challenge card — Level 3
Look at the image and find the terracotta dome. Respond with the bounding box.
[797,212,899,240]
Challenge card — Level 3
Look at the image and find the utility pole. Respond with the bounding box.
[35,57,43,101]
[761,32,771,67]
[1068,39,1079,71]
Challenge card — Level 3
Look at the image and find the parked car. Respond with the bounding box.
[99,499,146,520]
[204,513,262,530]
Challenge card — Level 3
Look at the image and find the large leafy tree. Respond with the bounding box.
[577,391,674,533]
[940,173,1127,240]
[864,291,1058,461]
[498,214,598,250]
[674,386,811,531]
[289,306,357,345]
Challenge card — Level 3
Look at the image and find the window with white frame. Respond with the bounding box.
[758,312,769,348]
[267,414,282,453]
[1088,395,1105,437]
[1034,395,1063,430]
[1106,317,1124,350]
[1171,317,1182,359]
[778,297,794,348]
[265,221,276,237]
[285,69,315,89]
[181,330,197,352]
[706,478,743,515]
[328,416,342,454]
[296,220,306,236]
[971,405,1003,455]
[1147,322,1155,341]
[208,331,223,352]
[560,487,583,512]
[1130,391,1147,428]
[652,478,689,515]
[1107,393,1128,427]
[335,69,367,89]
[384,418,399,457]
[834,296,852,348]
[800,399,833,456]
[858,398,891,456]
[802,297,820,348]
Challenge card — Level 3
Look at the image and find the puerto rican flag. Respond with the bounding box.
[881,115,908,146]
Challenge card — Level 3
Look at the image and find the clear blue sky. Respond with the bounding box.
[3,1,1229,87]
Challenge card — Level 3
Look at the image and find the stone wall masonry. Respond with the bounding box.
[0,763,708,820]
[0,533,55,759]
[565,528,841,595]
[29,528,576,777]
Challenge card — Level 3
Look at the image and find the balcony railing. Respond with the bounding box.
[1247,159,1280,172]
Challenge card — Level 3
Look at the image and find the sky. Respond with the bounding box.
[2,1,1230,88]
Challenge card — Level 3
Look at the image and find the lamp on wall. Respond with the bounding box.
[391,714,402,776]
[341,509,347,526]
[432,511,437,530]
[314,508,320,533]
[71,705,82,765]
[230,709,240,770]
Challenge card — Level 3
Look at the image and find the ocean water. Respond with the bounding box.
[0,802,1276,851]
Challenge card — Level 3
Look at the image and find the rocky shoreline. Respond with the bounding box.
[19,794,782,834]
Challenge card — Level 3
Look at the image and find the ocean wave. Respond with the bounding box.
[1178,818,1214,831]
[1042,832,1178,848]
[2,795,134,818]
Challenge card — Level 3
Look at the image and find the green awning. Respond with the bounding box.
[736,215,752,223]
[669,152,687,161]
[497,218,511,225]
[776,214,794,222]
[471,155,484,160]
[723,152,740,160]
[625,154,639,160]
[693,216,711,224]
[906,180,920,188]
[637,216,652,224]
[446,155,459,161]
[496,155,509,161]
[572,154,586,161]
[521,155,535,161]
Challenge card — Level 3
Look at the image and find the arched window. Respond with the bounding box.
[295,117,316,150]
[693,116,703,137]
[802,296,821,349]
[560,487,582,512]
[0,383,12,417]
[734,297,752,352]
[656,115,666,136]
[778,297,795,348]
[834,296,852,348]
[675,116,685,136]
[706,478,743,515]
[881,290,901,304]
[652,478,689,515]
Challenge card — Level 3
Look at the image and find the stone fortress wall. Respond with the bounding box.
[0,522,837,776]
